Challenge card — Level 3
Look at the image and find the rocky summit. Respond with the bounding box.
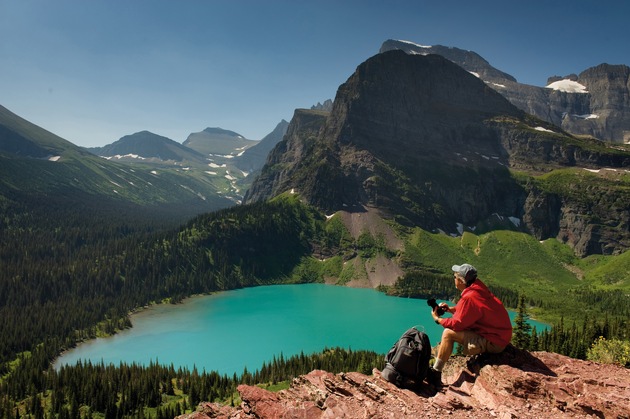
[179,347,630,418]
[381,39,630,144]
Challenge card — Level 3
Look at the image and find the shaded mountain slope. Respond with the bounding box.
[0,104,82,159]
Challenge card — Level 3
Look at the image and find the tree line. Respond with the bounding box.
[512,294,629,361]
[0,346,382,418]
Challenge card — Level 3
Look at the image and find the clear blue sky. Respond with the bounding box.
[1,0,628,147]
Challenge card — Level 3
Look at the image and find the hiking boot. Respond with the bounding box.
[426,368,444,388]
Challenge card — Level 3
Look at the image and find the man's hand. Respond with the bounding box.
[432,306,442,320]
[439,302,451,314]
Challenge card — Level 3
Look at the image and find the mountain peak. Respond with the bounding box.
[380,39,517,83]
[246,49,525,214]
[88,130,204,162]
[202,127,246,139]
[183,126,256,157]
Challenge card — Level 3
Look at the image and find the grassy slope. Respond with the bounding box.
[580,250,630,288]
[0,153,234,213]
[397,226,629,322]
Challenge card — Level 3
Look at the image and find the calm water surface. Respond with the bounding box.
[55,284,547,375]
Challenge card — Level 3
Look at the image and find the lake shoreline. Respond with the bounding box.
[54,284,549,376]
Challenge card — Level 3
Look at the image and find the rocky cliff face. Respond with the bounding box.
[505,64,630,145]
[245,50,630,256]
[573,64,630,143]
[179,348,630,418]
[243,110,332,207]
[381,39,630,144]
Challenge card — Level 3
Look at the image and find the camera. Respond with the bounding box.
[427,298,446,316]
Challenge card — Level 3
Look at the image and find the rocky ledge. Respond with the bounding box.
[179,347,630,418]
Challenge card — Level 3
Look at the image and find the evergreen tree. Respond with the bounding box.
[529,326,539,351]
[512,295,532,350]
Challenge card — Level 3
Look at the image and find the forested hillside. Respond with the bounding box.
[0,194,323,370]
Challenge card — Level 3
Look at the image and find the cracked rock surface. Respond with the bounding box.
[179,347,630,419]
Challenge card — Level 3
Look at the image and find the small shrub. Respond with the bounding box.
[586,336,630,367]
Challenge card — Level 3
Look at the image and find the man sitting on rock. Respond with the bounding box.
[429,263,513,387]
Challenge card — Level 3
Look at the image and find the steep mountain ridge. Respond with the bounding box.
[246,50,630,256]
[381,39,630,144]
[245,52,525,215]
[0,104,86,160]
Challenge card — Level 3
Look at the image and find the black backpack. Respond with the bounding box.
[381,326,431,388]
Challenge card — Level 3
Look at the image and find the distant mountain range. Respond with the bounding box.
[0,104,234,218]
[380,39,630,144]
[1,94,292,217]
[85,121,290,203]
[86,127,256,166]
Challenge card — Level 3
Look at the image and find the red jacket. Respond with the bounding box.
[440,279,512,347]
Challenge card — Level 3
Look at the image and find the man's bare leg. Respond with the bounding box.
[434,328,466,371]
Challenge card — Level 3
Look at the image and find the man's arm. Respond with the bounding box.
[439,298,481,331]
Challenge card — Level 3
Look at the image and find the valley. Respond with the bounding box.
[0,39,629,418]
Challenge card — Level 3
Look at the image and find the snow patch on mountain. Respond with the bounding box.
[545,79,588,93]
[573,113,599,119]
[103,154,147,160]
[398,40,432,49]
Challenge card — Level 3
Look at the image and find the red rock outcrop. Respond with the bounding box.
[179,347,630,418]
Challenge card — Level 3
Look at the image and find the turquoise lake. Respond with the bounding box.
[55,284,547,376]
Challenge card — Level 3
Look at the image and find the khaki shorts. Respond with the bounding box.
[461,331,506,356]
